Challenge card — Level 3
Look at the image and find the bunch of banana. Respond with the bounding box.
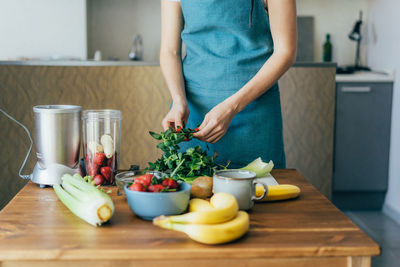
[153,193,249,245]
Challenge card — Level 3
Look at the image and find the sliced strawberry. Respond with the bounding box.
[93,174,104,186]
[162,178,178,189]
[100,166,112,183]
[106,157,114,168]
[107,156,116,169]
[140,174,154,187]
[87,162,99,177]
[134,176,144,184]
[129,183,146,192]
[94,152,106,166]
[148,184,165,193]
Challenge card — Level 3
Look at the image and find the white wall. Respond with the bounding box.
[297,0,369,65]
[87,0,161,62]
[0,0,87,60]
[87,0,370,64]
[366,0,400,223]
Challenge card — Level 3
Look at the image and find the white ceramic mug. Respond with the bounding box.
[213,169,268,210]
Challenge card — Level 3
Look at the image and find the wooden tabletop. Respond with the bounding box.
[0,169,379,266]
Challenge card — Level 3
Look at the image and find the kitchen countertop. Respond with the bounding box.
[0,60,336,68]
[336,71,394,83]
[0,169,379,267]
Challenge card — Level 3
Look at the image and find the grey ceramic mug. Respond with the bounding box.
[213,170,268,210]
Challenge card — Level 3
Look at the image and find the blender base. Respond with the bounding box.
[32,162,80,186]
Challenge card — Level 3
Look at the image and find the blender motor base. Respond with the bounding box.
[32,162,79,186]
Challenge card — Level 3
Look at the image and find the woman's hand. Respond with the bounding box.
[162,101,190,130]
[193,100,238,143]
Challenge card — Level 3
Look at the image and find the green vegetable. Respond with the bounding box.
[240,157,274,178]
[147,127,215,180]
[179,176,199,184]
[53,173,115,226]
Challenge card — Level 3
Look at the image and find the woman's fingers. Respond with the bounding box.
[183,112,189,127]
[204,126,225,143]
[175,115,183,129]
[162,102,190,130]
[207,131,223,143]
[193,118,213,139]
[161,118,171,130]
[194,119,226,143]
[161,113,187,130]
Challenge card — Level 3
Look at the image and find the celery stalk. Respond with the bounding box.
[240,158,274,178]
[53,173,114,226]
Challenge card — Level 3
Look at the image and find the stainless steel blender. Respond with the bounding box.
[31,105,81,185]
[1,105,82,186]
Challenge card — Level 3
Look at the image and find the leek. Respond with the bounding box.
[53,173,114,226]
[240,157,274,178]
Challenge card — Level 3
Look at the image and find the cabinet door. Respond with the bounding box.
[333,82,393,191]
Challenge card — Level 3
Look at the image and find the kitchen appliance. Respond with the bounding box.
[337,11,370,74]
[1,105,82,187]
[129,34,143,61]
[348,11,370,71]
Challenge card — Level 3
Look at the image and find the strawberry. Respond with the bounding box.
[134,174,153,187]
[148,184,165,193]
[87,162,99,177]
[94,152,106,166]
[107,152,118,169]
[162,178,178,189]
[93,174,104,186]
[100,166,112,183]
[134,176,143,184]
[140,174,154,187]
[129,183,146,192]
[107,156,114,168]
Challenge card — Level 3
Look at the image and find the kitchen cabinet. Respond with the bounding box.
[279,64,336,198]
[333,72,394,210]
[0,170,379,266]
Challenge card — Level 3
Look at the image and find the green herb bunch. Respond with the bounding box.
[147,127,214,181]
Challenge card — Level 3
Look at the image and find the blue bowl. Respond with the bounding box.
[124,182,191,220]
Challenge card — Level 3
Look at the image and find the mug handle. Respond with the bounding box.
[252,180,268,201]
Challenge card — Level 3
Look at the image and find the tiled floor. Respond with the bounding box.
[345,211,400,267]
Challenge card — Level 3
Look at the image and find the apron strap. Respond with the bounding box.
[249,0,254,27]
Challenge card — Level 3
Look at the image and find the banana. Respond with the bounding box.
[189,198,214,212]
[256,184,300,201]
[160,192,238,224]
[153,211,249,245]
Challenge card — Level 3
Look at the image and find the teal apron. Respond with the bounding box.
[179,0,286,169]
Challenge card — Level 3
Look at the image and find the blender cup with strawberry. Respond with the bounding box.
[82,110,122,185]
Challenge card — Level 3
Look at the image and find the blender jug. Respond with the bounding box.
[82,109,122,185]
[31,105,81,185]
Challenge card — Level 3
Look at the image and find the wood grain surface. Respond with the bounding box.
[0,169,379,265]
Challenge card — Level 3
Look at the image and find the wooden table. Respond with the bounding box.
[0,169,379,267]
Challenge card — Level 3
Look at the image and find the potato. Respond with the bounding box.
[190,176,213,199]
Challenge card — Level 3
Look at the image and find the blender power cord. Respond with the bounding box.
[0,108,33,180]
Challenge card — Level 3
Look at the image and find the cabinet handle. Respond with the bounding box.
[341,86,371,93]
